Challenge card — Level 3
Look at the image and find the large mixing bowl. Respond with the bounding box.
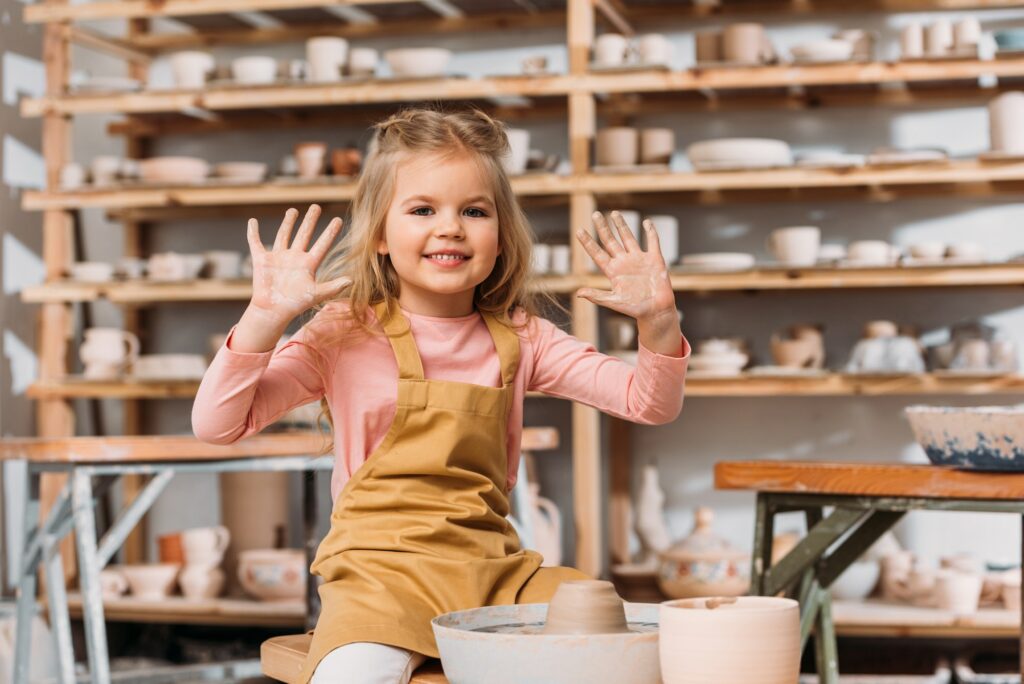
[432,602,659,684]
[905,405,1024,471]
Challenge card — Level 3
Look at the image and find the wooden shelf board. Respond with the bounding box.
[23,60,1024,119]
[65,593,305,628]
[621,0,1024,21]
[686,372,1024,396]
[832,599,1019,639]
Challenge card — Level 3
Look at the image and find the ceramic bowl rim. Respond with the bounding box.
[432,601,659,640]
[904,404,1024,416]
[661,596,798,612]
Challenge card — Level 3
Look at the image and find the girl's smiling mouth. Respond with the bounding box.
[424,249,471,267]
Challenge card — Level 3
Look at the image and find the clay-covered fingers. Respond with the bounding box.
[246,218,266,256]
[273,207,301,250]
[642,219,664,263]
[591,212,625,257]
[314,276,352,303]
[291,204,323,251]
[575,227,611,271]
[610,211,641,252]
[309,217,344,265]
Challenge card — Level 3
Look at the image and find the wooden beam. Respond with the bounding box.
[593,0,633,36]
[26,0,425,23]
[68,26,150,64]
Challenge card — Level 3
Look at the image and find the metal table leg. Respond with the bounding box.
[44,536,76,684]
[12,468,40,684]
[71,469,111,684]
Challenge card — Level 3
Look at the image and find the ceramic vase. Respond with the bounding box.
[660,596,800,684]
[723,23,766,65]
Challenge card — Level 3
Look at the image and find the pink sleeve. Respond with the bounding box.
[526,316,690,425]
[191,324,329,444]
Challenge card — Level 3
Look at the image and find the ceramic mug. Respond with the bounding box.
[638,33,673,66]
[645,215,679,264]
[306,36,349,83]
[231,56,277,85]
[80,328,140,379]
[767,226,820,267]
[954,17,982,51]
[595,127,639,167]
[503,129,531,176]
[926,19,953,57]
[295,142,328,179]
[640,128,675,165]
[901,23,925,59]
[594,33,630,67]
[847,240,892,265]
[182,525,231,555]
[179,565,225,600]
[935,571,983,614]
[695,30,723,63]
[347,47,378,77]
[723,23,766,65]
[989,92,1024,153]
[170,51,215,89]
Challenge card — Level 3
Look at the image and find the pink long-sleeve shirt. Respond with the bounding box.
[192,303,690,501]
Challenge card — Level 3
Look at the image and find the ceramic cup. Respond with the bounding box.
[595,127,639,167]
[182,525,231,568]
[926,19,954,57]
[550,245,571,275]
[203,250,242,279]
[594,33,630,67]
[503,129,531,176]
[695,30,723,63]
[640,128,675,165]
[989,92,1024,153]
[306,36,349,83]
[947,241,985,260]
[295,142,328,179]
[170,51,215,89]
[80,328,140,379]
[230,56,277,85]
[660,597,800,684]
[848,240,892,265]
[90,156,121,187]
[955,17,982,51]
[60,163,87,190]
[909,241,946,259]
[638,33,673,67]
[347,47,378,77]
[179,565,225,600]
[935,571,983,614]
[901,23,925,59]
[723,23,766,65]
[646,215,679,264]
[531,243,551,274]
[767,226,821,267]
[99,568,129,600]
[70,262,115,283]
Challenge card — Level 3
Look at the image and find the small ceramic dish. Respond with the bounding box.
[905,405,1024,471]
[795,152,866,169]
[138,157,210,184]
[679,252,756,271]
[384,48,452,78]
[789,39,854,64]
[214,162,268,183]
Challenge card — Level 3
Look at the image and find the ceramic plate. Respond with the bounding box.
[867,150,948,167]
[679,252,756,271]
[978,150,1024,163]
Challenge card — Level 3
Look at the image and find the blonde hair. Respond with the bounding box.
[314,106,549,334]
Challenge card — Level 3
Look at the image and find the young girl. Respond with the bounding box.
[192,107,689,684]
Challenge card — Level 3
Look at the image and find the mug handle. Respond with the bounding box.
[214,525,231,554]
[119,332,140,372]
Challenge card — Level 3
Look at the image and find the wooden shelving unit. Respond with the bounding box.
[20,0,1024,594]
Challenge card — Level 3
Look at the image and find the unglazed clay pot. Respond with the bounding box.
[660,596,800,684]
[331,147,363,177]
[596,127,639,167]
[723,23,766,65]
[639,128,675,165]
[295,142,327,179]
[543,580,629,635]
[657,508,749,600]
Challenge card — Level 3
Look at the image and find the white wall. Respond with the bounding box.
[66,10,1024,571]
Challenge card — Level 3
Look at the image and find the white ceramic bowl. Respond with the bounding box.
[237,549,305,602]
[687,138,793,171]
[687,351,750,374]
[680,252,756,271]
[138,157,210,184]
[384,48,452,78]
[905,405,1024,471]
[230,56,277,85]
[214,162,268,183]
[432,603,659,684]
[70,261,115,283]
[119,563,180,600]
[790,39,854,63]
[830,561,881,601]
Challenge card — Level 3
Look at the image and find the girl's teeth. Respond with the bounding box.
[431,254,463,261]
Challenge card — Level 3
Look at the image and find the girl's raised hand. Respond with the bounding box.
[575,211,677,325]
[246,204,351,326]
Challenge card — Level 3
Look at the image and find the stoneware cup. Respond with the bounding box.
[988,92,1024,154]
[723,23,766,65]
[660,596,800,684]
[170,51,214,89]
[695,30,723,63]
[767,226,821,266]
[901,23,925,59]
[596,127,639,167]
[926,19,953,57]
[640,128,675,165]
[295,142,328,179]
[306,36,349,83]
[638,33,673,67]
[594,33,630,67]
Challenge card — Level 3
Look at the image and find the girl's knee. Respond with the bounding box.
[311,642,427,684]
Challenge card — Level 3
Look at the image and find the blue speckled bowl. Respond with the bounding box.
[905,405,1024,471]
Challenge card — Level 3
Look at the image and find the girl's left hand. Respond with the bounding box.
[575,211,677,326]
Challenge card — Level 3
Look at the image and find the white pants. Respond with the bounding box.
[310,642,429,684]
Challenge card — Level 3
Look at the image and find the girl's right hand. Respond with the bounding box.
[246,204,351,326]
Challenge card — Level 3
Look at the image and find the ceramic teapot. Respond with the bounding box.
[658,507,749,599]
[80,328,140,379]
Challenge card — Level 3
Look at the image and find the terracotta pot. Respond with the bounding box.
[158,532,184,564]
[639,128,675,165]
[660,596,800,684]
[331,147,362,177]
[695,30,723,63]
[595,127,639,167]
[723,23,766,65]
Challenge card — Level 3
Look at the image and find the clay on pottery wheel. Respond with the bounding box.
[543,579,630,634]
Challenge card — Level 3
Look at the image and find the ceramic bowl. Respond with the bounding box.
[230,56,277,85]
[790,39,854,64]
[384,48,452,78]
[432,603,660,684]
[70,261,115,283]
[995,29,1024,51]
[687,138,792,171]
[680,252,756,271]
[237,549,305,602]
[214,162,267,183]
[830,561,881,601]
[138,157,210,184]
[687,351,749,374]
[905,405,1024,471]
[119,563,181,600]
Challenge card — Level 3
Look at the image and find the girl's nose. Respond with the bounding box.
[434,216,466,239]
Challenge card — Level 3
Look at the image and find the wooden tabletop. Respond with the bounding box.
[0,427,561,464]
[715,460,1024,501]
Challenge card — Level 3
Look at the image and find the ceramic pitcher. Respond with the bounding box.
[80,328,140,379]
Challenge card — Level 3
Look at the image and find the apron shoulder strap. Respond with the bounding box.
[482,311,521,388]
[373,300,425,381]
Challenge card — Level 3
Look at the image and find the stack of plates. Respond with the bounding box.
[680,252,756,271]
[687,138,793,172]
[688,351,749,376]
[139,157,210,184]
[214,162,268,183]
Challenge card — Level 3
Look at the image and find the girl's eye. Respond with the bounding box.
[412,207,433,216]
[464,207,487,218]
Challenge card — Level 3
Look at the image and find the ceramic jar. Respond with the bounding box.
[237,549,305,601]
[306,36,348,82]
[80,328,140,379]
[596,127,639,167]
[660,596,800,684]
[767,226,821,266]
[639,128,674,165]
[295,142,328,179]
[988,92,1024,154]
[723,23,766,65]
[657,507,749,599]
[503,129,531,176]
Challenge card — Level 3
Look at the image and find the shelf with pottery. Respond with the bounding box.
[21,274,582,304]
[21,173,571,211]
[832,599,1020,639]
[62,593,306,628]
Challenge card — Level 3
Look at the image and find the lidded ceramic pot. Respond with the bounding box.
[657,507,749,599]
[660,596,800,684]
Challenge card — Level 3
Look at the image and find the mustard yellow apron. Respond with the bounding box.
[299,301,587,681]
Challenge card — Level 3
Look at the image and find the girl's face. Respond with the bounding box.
[378,150,501,317]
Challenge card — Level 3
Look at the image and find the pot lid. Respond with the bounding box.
[660,507,748,562]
